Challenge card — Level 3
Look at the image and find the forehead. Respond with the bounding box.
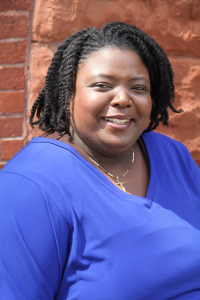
[77,46,149,80]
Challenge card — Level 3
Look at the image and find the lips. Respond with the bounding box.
[104,118,130,125]
[102,115,133,129]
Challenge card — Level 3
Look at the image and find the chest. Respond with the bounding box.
[57,186,200,300]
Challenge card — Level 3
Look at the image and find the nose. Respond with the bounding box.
[110,87,132,109]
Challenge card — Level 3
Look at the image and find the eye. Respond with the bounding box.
[96,84,109,88]
[131,85,148,92]
[92,83,112,90]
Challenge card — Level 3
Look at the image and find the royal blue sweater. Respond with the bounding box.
[0,132,200,300]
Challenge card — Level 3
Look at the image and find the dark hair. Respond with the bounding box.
[29,21,182,135]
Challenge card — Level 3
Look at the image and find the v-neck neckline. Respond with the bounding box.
[31,132,156,204]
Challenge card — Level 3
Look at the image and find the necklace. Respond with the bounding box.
[88,149,134,193]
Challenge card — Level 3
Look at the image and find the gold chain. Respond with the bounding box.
[88,149,134,193]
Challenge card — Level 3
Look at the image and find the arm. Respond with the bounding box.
[0,172,70,300]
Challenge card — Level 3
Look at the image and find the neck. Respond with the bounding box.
[71,133,135,176]
[45,131,135,168]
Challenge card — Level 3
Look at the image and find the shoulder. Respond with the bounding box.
[142,131,200,184]
[142,131,191,158]
[3,137,77,170]
[0,137,84,217]
[1,136,83,182]
[143,131,184,147]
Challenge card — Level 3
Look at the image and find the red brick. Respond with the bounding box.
[0,41,27,64]
[0,163,6,170]
[0,91,24,113]
[1,139,23,160]
[0,117,23,137]
[0,0,30,12]
[0,15,27,39]
[0,67,25,90]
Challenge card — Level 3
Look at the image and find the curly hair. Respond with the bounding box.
[29,21,182,135]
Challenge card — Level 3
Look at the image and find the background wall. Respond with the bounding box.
[0,0,200,168]
[0,0,31,169]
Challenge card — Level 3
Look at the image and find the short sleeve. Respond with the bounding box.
[0,172,70,300]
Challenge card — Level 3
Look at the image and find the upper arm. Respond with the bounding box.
[0,172,70,300]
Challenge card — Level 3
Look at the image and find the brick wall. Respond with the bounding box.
[0,0,30,169]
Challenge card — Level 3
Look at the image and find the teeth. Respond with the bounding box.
[105,118,130,124]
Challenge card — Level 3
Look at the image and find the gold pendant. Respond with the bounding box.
[116,177,126,193]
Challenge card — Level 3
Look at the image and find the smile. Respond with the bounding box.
[105,118,130,124]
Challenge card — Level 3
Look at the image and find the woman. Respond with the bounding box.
[0,22,200,300]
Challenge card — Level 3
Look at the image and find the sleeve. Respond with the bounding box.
[0,172,70,300]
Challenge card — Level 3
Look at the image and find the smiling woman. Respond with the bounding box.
[0,22,200,300]
[71,48,151,154]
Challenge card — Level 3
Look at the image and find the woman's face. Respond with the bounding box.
[69,46,152,156]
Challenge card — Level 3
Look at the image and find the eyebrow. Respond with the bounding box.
[90,74,116,80]
[90,73,149,82]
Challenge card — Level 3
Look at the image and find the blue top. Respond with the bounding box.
[0,132,200,300]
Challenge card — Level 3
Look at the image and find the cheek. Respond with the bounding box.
[136,96,152,118]
[74,91,106,117]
